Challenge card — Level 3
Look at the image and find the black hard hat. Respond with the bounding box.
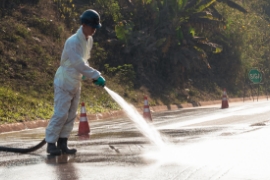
[80,9,102,29]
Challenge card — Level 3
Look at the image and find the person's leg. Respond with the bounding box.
[57,88,81,154]
[59,87,81,138]
[45,86,73,155]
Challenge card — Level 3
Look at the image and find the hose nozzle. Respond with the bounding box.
[93,80,105,87]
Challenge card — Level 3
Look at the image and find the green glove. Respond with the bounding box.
[94,76,106,87]
[82,75,86,80]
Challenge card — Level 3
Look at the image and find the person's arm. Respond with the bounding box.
[65,41,100,80]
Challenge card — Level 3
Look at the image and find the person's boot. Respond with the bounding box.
[47,143,61,156]
[57,138,77,154]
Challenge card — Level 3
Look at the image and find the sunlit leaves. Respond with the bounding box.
[178,0,188,10]
[196,0,216,13]
[97,0,122,22]
[115,21,134,41]
[142,0,153,5]
[53,0,77,28]
[189,27,196,36]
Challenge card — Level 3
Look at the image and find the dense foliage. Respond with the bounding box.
[0,0,270,122]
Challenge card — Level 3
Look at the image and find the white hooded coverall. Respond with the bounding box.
[45,26,101,143]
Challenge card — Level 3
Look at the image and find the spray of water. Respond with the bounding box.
[104,87,165,148]
[104,87,194,166]
[105,87,270,168]
[104,87,225,166]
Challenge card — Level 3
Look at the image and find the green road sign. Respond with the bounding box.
[248,68,263,84]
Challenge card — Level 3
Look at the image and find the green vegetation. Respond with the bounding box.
[0,0,270,123]
[0,86,53,123]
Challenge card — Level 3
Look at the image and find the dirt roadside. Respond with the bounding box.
[0,96,267,133]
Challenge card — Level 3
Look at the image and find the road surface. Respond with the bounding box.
[0,100,270,180]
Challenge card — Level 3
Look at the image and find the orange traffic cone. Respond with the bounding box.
[78,102,90,136]
[221,89,229,109]
[143,96,152,121]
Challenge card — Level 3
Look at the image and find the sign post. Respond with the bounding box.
[248,68,263,101]
[248,68,263,84]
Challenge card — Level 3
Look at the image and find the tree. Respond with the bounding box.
[110,0,247,89]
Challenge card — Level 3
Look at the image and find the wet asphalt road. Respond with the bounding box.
[1,100,270,180]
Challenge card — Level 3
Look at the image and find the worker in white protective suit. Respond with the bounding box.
[45,9,106,156]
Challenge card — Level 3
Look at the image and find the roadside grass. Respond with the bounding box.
[0,81,126,124]
[0,86,53,124]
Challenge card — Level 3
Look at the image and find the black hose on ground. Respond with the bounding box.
[0,139,46,153]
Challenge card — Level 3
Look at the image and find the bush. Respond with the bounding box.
[15,24,30,38]
[28,17,63,39]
